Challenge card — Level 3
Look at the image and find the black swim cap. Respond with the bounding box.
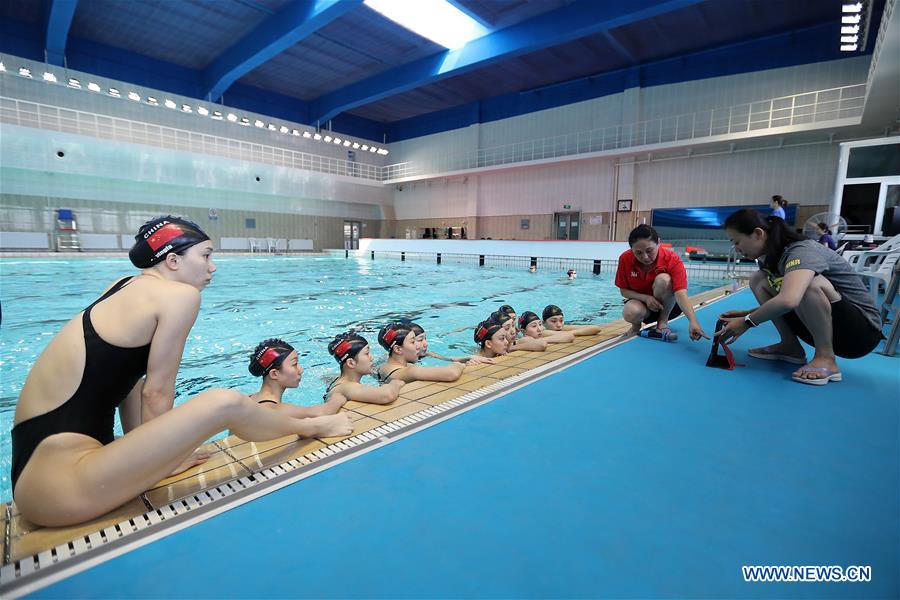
[499,305,516,316]
[249,338,295,377]
[129,215,210,269]
[378,322,412,352]
[518,311,540,329]
[489,310,513,325]
[399,319,425,337]
[328,332,368,364]
[542,305,564,321]
[474,320,503,347]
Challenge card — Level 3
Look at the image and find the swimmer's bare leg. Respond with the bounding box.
[14,388,352,527]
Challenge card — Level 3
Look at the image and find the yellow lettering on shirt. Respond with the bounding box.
[785,258,801,269]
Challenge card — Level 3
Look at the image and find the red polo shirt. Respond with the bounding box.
[615,247,688,295]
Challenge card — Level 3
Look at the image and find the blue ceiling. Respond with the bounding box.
[0,0,884,143]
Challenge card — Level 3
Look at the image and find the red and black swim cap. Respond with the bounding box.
[129,215,210,268]
[378,322,412,352]
[474,320,502,347]
[489,310,513,326]
[328,332,368,364]
[518,311,540,329]
[249,338,295,377]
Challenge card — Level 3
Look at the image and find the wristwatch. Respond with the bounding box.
[744,314,758,328]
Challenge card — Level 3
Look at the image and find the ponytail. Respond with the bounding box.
[724,209,805,273]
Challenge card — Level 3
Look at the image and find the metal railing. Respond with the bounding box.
[0,82,868,185]
[0,96,383,182]
[382,83,867,180]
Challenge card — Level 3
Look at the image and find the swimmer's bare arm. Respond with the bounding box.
[119,378,144,433]
[338,379,404,404]
[141,285,201,423]
[263,396,346,417]
[426,351,495,365]
[540,331,576,343]
[396,362,465,382]
[510,337,547,352]
[561,325,601,335]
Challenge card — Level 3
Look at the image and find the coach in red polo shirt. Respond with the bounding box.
[615,225,708,340]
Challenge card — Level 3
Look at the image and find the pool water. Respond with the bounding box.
[0,255,725,501]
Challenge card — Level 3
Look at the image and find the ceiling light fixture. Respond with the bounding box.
[146,96,159,105]
[226,113,238,122]
[42,71,57,83]
[108,87,120,98]
[18,67,32,78]
[87,82,101,92]
[164,99,177,109]
[197,106,209,116]
[67,77,81,88]
[128,91,141,101]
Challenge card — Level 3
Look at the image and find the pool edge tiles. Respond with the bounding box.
[0,285,735,596]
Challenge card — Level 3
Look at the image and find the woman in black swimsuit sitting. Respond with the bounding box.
[248,338,344,415]
[11,216,352,527]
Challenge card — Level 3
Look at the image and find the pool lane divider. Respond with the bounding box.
[0,285,737,597]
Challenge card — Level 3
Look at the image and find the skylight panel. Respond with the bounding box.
[364,0,488,50]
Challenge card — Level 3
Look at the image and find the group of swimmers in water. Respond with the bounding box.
[10,208,883,527]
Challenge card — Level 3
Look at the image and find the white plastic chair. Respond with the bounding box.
[266,238,277,253]
[856,249,900,303]
[248,237,260,253]
[842,233,900,270]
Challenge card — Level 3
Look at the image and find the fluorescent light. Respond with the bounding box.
[67,77,81,88]
[18,67,32,78]
[842,2,862,12]
[146,96,159,105]
[361,145,369,151]
[197,106,209,116]
[181,103,192,113]
[314,133,322,140]
[842,24,859,34]
[0,62,5,72]
[333,137,342,144]
[280,126,289,133]
[128,91,141,101]
[226,113,238,122]
[254,119,265,128]
[324,135,333,142]
[840,44,858,51]
[841,35,858,43]
[343,140,352,146]
[291,129,300,136]
[377,149,389,155]
[267,123,276,131]
[108,87,120,97]
[240,117,250,125]
[42,71,57,82]
[364,0,488,49]
[164,99,177,109]
[842,14,861,23]
[352,142,360,149]
[369,146,377,152]
[212,111,223,120]
[303,131,312,138]
[87,82,101,92]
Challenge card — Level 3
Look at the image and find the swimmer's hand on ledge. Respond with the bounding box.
[168,450,212,477]
[311,413,354,438]
[464,354,495,365]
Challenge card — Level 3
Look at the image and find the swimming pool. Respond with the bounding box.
[0,255,726,502]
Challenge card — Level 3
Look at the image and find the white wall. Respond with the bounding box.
[360,238,629,260]
[633,143,840,209]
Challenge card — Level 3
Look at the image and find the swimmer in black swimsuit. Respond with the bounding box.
[248,338,344,416]
[376,322,465,383]
[11,216,352,527]
[404,321,495,365]
[323,332,404,405]
[490,309,548,352]
[518,311,575,344]
[542,305,603,336]
[474,319,511,359]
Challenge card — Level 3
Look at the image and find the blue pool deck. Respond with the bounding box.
[25,289,900,598]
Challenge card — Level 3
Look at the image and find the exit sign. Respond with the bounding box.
[563,204,572,209]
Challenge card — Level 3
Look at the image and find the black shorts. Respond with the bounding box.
[783,299,882,359]
[623,299,683,324]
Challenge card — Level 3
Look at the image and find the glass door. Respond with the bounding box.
[343,221,360,249]
[553,212,580,240]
